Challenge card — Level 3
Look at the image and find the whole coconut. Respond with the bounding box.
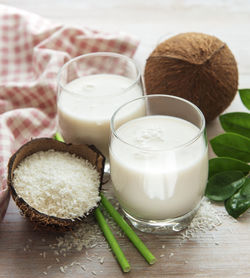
[144,32,238,122]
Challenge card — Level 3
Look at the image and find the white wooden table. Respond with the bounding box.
[0,1,250,277]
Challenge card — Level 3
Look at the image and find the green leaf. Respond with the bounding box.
[225,178,250,218]
[205,171,246,201]
[209,157,250,178]
[210,132,250,162]
[239,89,250,110]
[220,112,250,138]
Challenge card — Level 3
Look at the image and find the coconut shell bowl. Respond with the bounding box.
[7,138,105,231]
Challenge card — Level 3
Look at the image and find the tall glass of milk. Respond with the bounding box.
[57,52,143,160]
[110,95,208,234]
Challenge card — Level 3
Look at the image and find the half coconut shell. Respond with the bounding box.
[7,138,105,231]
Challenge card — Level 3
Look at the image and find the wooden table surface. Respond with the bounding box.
[1,1,250,277]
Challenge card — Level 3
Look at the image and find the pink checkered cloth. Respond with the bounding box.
[0,5,139,221]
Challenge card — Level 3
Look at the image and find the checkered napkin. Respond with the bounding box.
[0,5,139,221]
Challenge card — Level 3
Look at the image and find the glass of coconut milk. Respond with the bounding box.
[110,95,208,234]
[57,52,143,160]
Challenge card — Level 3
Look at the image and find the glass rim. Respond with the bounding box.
[57,52,141,98]
[110,94,206,152]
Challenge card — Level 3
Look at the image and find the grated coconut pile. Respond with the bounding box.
[13,150,100,219]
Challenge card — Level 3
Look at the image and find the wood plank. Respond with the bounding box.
[1,1,250,277]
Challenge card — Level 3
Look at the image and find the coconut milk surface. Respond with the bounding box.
[58,74,143,157]
[110,115,208,220]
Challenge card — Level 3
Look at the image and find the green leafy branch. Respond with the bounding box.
[205,89,250,218]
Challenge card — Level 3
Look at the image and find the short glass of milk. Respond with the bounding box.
[110,94,208,234]
[57,52,143,159]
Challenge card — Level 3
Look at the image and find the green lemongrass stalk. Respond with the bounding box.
[54,132,64,142]
[100,193,156,265]
[94,208,131,273]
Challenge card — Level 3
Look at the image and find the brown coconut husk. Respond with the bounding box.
[144,32,238,122]
[7,138,105,231]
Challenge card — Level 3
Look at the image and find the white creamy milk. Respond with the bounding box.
[58,74,143,157]
[110,115,208,220]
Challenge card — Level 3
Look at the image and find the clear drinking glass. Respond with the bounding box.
[110,95,208,234]
[57,52,143,163]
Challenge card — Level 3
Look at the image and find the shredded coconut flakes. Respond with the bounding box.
[29,193,230,276]
[180,198,222,241]
[13,150,100,219]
